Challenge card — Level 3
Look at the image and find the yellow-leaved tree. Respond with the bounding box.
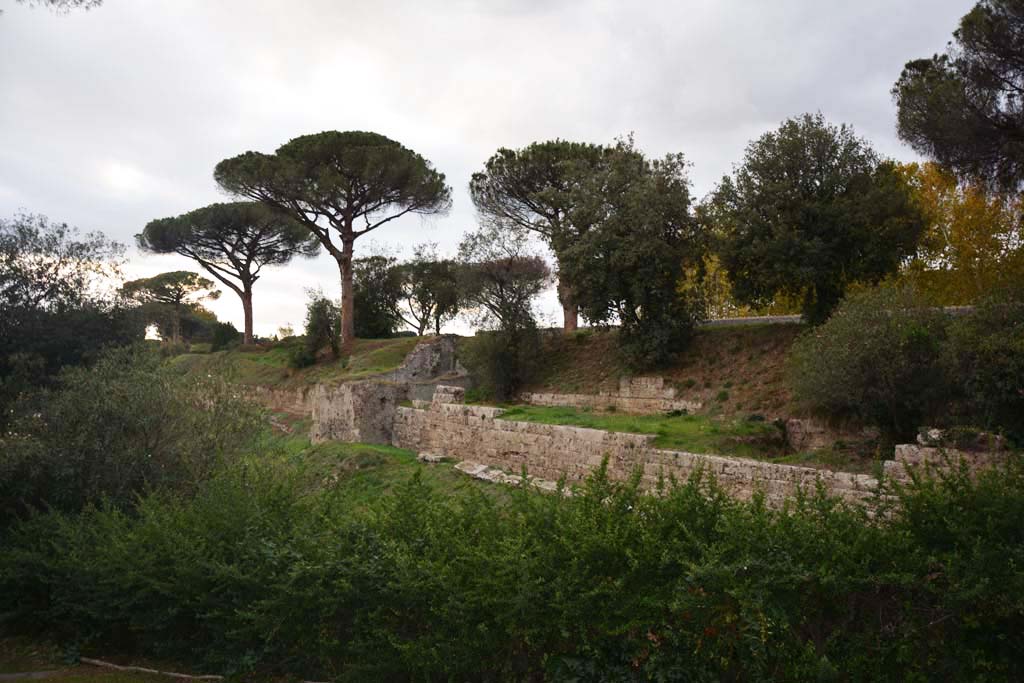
[899,162,1024,304]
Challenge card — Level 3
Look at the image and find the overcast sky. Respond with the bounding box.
[1,0,969,336]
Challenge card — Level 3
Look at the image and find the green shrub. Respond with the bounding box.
[2,461,1023,680]
[460,326,541,402]
[287,345,316,369]
[944,288,1024,442]
[303,290,340,360]
[0,347,262,521]
[210,321,240,351]
[788,285,950,439]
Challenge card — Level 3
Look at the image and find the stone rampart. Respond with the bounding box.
[392,393,877,506]
[523,376,701,414]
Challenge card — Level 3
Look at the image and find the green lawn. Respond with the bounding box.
[496,404,788,459]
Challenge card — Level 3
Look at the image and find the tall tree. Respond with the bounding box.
[560,141,706,369]
[121,271,219,343]
[893,0,1024,192]
[469,140,609,332]
[396,243,461,335]
[214,131,451,351]
[898,162,1024,304]
[709,113,927,324]
[137,202,317,344]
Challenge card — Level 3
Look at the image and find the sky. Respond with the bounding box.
[1,0,970,336]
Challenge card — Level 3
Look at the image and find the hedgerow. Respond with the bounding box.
[2,458,1022,681]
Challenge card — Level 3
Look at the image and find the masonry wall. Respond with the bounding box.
[392,402,878,505]
[522,376,701,415]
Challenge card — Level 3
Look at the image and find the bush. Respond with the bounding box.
[210,321,240,351]
[287,345,316,369]
[2,460,1023,680]
[944,288,1024,442]
[303,290,340,360]
[0,347,262,522]
[460,326,541,401]
[788,285,950,439]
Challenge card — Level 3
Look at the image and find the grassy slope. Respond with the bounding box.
[525,323,804,417]
[261,414,508,508]
[497,405,787,459]
[167,336,421,389]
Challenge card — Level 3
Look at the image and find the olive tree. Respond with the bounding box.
[137,202,316,344]
[215,131,451,351]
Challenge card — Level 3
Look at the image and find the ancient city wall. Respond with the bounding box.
[392,398,879,505]
[522,376,701,415]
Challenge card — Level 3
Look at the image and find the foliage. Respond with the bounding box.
[352,254,404,339]
[788,285,951,439]
[2,455,1023,680]
[215,131,452,349]
[560,139,706,369]
[0,348,261,522]
[893,0,1024,193]
[137,202,317,343]
[395,243,461,335]
[0,213,143,425]
[944,286,1024,441]
[898,162,1024,304]
[458,225,550,400]
[121,271,220,343]
[709,113,927,324]
[470,139,610,329]
[209,320,240,351]
[301,289,340,361]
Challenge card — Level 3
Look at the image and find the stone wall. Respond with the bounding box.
[523,376,701,414]
[883,443,1009,481]
[392,392,877,506]
[246,385,315,415]
[311,381,408,444]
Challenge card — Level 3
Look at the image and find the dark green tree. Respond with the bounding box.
[353,254,405,339]
[137,202,317,344]
[0,213,142,422]
[214,131,451,351]
[396,243,461,335]
[709,113,927,324]
[121,271,219,343]
[560,141,706,369]
[470,140,609,332]
[893,0,1024,192]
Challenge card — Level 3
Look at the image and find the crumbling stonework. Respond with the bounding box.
[883,443,1009,481]
[523,376,701,414]
[392,387,878,506]
[311,381,408,444]
[246,386,315,415]
[784,418,879,453]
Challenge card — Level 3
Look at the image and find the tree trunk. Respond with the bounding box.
[557,275,579,333]
[338,240,356,354]
[242,287,254,345]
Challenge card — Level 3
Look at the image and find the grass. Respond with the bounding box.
[168,336,421,389]
[523,324,804,417]
[260,414,508,508]
[496,404,788,459]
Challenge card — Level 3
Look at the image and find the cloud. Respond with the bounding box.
[0,0,971,335]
